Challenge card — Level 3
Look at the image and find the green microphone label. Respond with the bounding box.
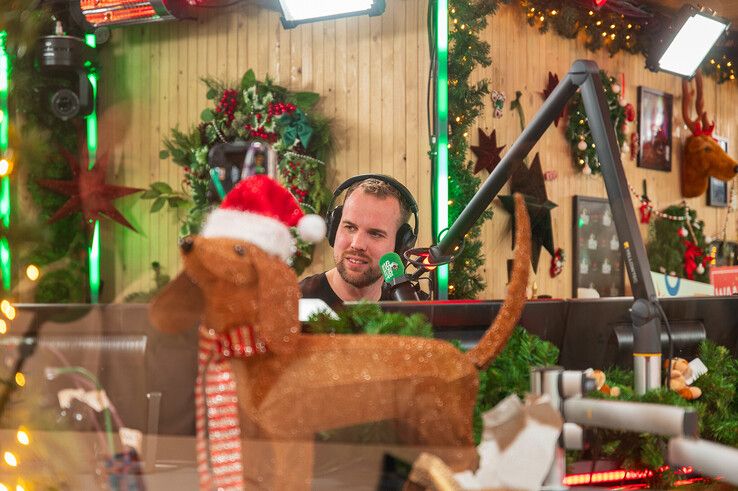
[380,252,403,282]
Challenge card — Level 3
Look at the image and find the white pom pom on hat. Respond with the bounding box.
[297,213,327,244]
[200,175,325,262]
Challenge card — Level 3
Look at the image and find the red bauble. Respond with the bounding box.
[624,103,636,122]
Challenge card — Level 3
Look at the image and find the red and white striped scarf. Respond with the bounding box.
[195,325,267,491]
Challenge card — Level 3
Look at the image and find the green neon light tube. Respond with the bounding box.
[85,33,100,302]
[0,31,8,152]
[0,32,10,292]
[0,237,9,291]
[435,0,449,298]
[88,220,100,303]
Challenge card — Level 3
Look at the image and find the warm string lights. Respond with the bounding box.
[520,0,647,55]
[518,1,737,84]
[705,54,737,83]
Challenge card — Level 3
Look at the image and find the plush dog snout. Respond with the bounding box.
[179,236,195,254]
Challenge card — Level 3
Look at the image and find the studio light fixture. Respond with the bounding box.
[647,4,730,78]
[79,0,196,27]
[278,0,386,29]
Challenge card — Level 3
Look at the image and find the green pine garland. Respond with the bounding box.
[647,204,710,283]
[516,0,737,84]
[447,0,506,299]
[565,70,627,175]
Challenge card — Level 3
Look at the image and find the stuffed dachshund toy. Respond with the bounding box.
[149,175,532,491]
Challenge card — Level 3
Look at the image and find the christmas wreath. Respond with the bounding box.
[565,70,632,175]
[158,70,332,274]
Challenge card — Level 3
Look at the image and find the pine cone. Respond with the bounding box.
[198,122,209,145]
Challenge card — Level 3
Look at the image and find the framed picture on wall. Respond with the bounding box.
[707,136,729,207]
[572,196,624,298]
[637,86,673,172]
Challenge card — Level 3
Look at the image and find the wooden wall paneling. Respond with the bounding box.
[471,3,738,299]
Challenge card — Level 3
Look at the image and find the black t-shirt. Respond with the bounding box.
[299,272,428,311]
[299,273,393,311]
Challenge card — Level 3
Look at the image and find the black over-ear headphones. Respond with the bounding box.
[325,174,419,255]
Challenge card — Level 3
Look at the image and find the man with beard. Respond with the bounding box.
[300,176,424,310]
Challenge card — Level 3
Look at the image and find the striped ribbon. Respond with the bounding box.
[195,325,267,490]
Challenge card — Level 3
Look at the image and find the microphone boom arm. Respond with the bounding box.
[428,60,662,394]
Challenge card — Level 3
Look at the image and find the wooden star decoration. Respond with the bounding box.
[471,128,505,174]
[37,146,143,233]
[500,153,557,272]
[541,71,564,127]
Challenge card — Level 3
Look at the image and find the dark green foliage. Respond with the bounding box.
[578,340,738,487]
[474,326,559,442]
[307,302,434,338]
[447,0,507,298]
[647,204,710,283]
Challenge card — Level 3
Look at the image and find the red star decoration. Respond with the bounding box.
[37,146,143,233]
[471,128,505,174]
[541,71,565,127]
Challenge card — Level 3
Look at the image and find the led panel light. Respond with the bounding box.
[278,0,385,29]
[647,5,729,78]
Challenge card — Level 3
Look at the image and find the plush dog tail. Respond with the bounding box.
[465,193,531,370]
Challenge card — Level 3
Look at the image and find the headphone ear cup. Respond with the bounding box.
[394,223,416,256]
[326,205,343,247]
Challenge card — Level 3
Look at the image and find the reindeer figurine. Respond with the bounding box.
[681,70,738,198]
[149,175,531,490]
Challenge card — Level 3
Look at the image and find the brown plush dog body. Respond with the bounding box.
[150,194,531,490]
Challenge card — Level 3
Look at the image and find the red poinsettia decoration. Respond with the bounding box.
[682,240,710,280]
[37,145,143,233]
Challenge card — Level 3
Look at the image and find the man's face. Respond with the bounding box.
[334,190,402,289]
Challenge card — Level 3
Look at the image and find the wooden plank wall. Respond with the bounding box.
[470,4,738,300]
[97,1,738,301]
[97,0,432,301]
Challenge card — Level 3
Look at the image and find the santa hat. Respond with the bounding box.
[201,175,326,262]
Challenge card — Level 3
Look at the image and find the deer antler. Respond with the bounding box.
[682,70,713,135]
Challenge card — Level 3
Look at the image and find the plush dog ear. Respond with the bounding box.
[251,248,301,354]
[149,271,205,333]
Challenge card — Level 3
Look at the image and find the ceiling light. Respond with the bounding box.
[278,0,386,29]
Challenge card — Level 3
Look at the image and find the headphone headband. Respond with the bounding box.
[329,174,419,214]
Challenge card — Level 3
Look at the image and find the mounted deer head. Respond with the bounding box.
[681,70,738,198]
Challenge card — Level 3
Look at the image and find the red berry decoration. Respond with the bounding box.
[216,89,239,125]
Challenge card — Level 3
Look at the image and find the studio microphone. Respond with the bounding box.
[379,252,420,301]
